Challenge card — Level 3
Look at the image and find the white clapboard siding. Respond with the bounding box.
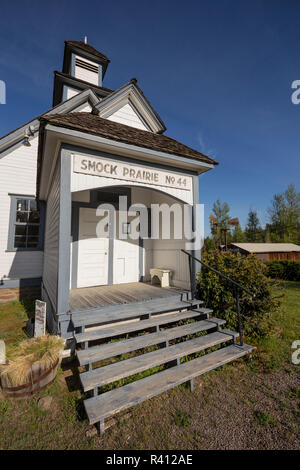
[42,160,61,310]
[74,55,99,86]
[107,103,149,131]
[0,136,43,279]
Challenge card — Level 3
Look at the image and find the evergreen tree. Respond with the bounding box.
[245,209,263,242]
[231,224,245,242]
[284,184,300,242]
[211,199,231,246]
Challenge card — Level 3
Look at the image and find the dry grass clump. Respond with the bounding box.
[0,335,64,386]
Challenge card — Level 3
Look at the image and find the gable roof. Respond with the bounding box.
[96,79,166,134]
[230,243,300,253]
[39,112,218,166]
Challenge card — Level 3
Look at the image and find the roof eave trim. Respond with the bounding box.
[43,123,215,171]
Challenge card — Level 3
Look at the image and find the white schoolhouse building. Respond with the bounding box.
[0,40,253,433]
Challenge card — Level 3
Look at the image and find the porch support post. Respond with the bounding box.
[57,147,72,328]
[107,210,114,285]
[190,175,201,299]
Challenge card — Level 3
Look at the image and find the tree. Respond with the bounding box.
[284,184,300,242]
[268,184,300,243]
[245,209,263,242]
[264,226,271,243]
[203,236,215,253]
[212,200,230,229]
[210,199,231,246]
[231,224,245,242]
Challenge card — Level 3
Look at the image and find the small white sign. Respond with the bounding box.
[73,155,193,192]
[0,340,6,364]
[34,300,46,337]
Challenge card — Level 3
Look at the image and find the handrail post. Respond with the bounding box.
[235,287,243,346]
[188,253,196,299]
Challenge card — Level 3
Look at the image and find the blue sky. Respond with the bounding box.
[0,0,299,236]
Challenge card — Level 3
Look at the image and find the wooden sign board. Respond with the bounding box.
[34,300,46,337]
[0,340,6,365]
[73,154,193,192]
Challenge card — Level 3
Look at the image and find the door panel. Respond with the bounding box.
[113,211,140,284]
[77,208,109,287]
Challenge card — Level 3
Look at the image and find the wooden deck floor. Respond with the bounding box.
[70,282,186,312]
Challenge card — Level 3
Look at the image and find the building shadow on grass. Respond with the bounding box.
[61,357,83,394]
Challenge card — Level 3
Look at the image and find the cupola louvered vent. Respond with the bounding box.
[74,56,99,85]
[75,58,99,74]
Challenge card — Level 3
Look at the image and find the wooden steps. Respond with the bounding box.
[72,298,202,329]
[80,330,239,391]
[75,309,215,345]
[73,293,255,436]
[84,344,255,428]
[77,315,217,366]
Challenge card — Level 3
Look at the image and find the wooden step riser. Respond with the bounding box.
[75,310,212,345]
[77,317,217,366]
[72,299,203,329]
[80,331,238,391]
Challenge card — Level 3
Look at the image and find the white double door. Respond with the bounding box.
[77,208,139,288]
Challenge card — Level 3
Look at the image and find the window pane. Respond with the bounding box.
[16,199,29,211]
[27,237,39,248]
[15,225,27,236]
[28,225,39,236]
[13,198,41,249]
[29,200,37,211]
[28,211,40,223]
[14,236,26,248]
[16,211,28,223]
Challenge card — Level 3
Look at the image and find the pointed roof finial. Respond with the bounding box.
[84,35,88,44]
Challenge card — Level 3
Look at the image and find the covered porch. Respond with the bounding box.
[38,138,204,337]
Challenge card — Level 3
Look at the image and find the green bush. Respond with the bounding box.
[265,260,300,281]
[197,251,282,338]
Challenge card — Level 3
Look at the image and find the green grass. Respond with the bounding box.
[0,300,35,355]
[247,281,300,372]
[253,410,276,427]
[173,409,190,428]
[289,387,300,398]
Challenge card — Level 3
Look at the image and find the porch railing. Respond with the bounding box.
[181,249,255,346]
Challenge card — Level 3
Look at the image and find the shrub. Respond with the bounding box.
[265,260,300,281]
[197,251,282,338]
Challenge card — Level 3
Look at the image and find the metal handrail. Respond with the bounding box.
[181,249,255,346]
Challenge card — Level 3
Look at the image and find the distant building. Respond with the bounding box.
[229,243,300,261]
